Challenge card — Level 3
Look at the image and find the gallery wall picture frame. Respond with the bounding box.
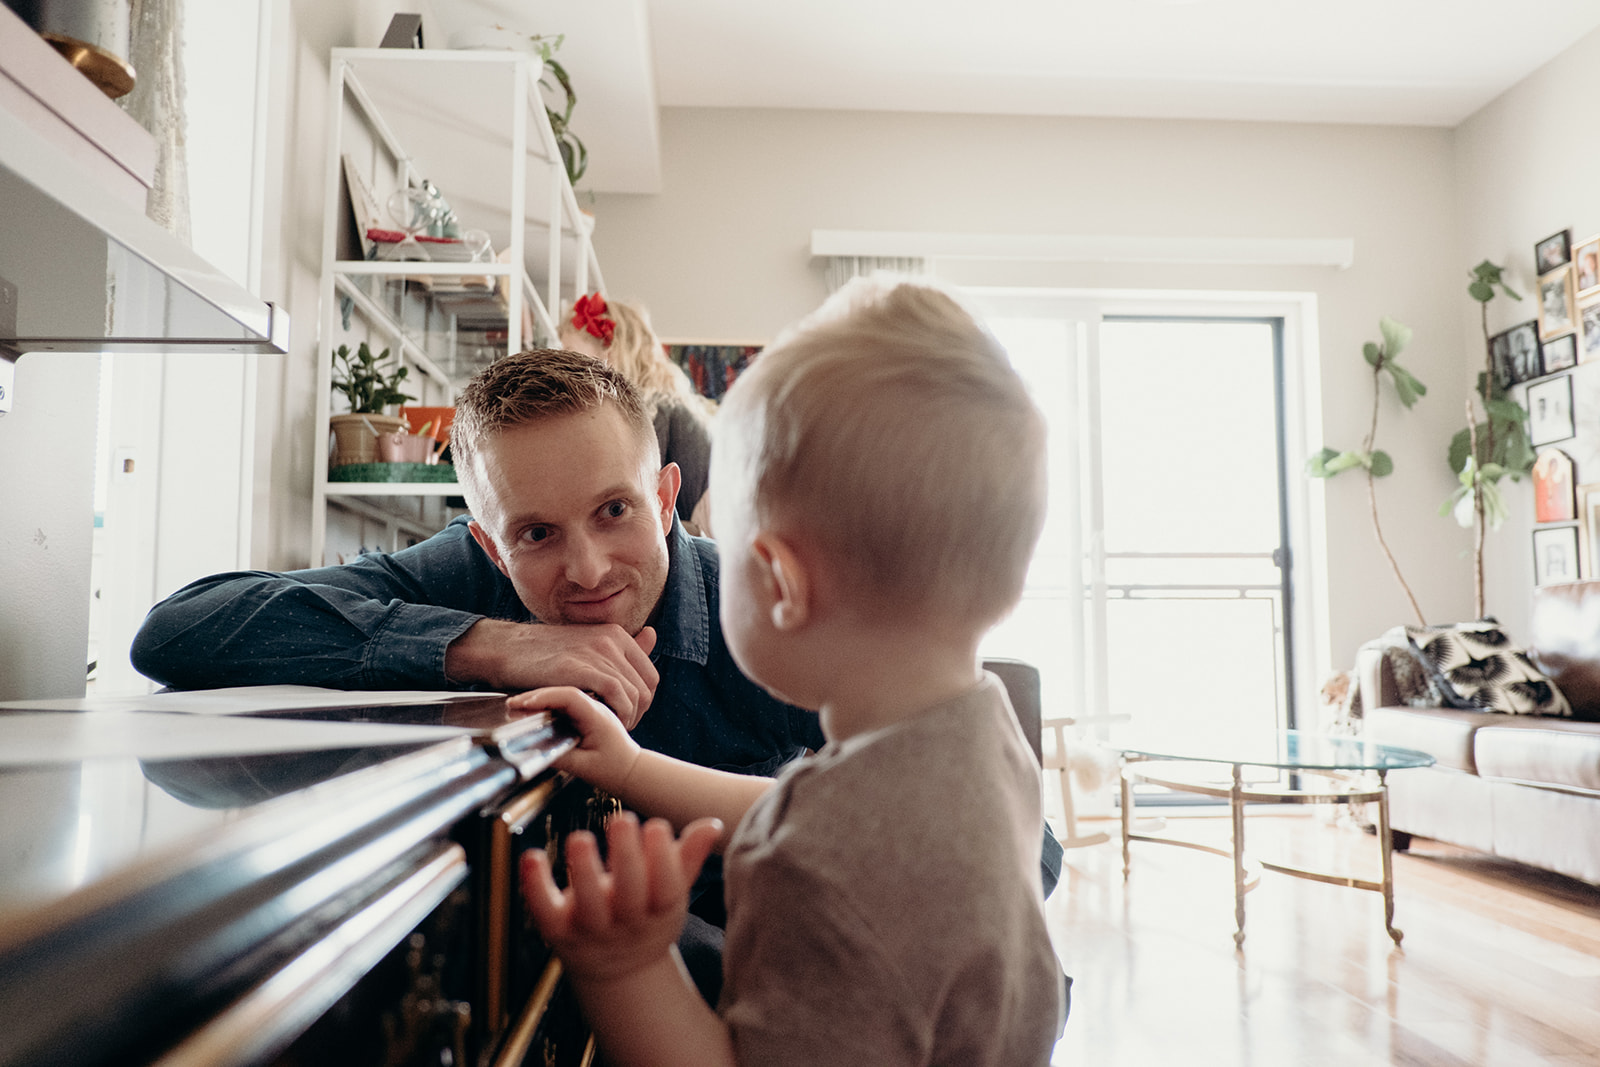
[1537,228,1574,274]
[1502,320,1542,384]
[1539,264,1577,340]
[1534,448,1576,523]
[1578,234,1600,295]
[1527,373,1576,446]
[1541,331,1578,374]
[1489,328,1514,389]
[1582,298,1600,363]
[1534,524,1581,586]
[1579,483,1600,577]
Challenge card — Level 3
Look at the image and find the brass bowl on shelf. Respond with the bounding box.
[42,33,135,99]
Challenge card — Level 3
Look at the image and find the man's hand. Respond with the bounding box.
[445,619,659,728]
[508,686,642,794]
[522,813,722,985]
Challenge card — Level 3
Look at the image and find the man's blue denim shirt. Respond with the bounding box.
[131,515,825,773]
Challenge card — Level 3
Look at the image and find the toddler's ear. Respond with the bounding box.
[753,532,811,631]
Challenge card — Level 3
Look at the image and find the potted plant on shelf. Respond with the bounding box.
[328,341,415,468]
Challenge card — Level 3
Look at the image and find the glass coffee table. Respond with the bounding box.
[1111,730,1435,947]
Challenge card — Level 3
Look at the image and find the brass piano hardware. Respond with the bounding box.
[493,958,564,1067]
[150,844,467,1067]
[578,1033,597,1067]
[485,775,564,1035]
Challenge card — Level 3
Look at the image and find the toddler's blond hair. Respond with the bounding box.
[714,277,1047,628]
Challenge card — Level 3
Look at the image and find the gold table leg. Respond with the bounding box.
[1231,762,1247,948]
[1377,769,1403,945]
[1120,757,1133,879]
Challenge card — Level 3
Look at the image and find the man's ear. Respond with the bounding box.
[467,520,510,577]
[753,532,810,631]
[655,462,682,531]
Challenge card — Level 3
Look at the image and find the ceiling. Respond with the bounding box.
[428,0,1600,193]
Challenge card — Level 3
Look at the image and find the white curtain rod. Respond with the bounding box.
[810,230,1354,270]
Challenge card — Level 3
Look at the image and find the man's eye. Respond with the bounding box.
[522,526,551,543]
[603,501,627,519]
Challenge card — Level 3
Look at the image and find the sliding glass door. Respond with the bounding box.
[974,295,1296,755]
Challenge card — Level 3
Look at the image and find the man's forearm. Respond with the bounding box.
[130,572,479,690]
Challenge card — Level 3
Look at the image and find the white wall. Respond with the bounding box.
[590,107,1475,668]
[244,16,1600,675]
[1454,27,1600,642]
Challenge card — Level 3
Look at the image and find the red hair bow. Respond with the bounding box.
[571,293,615,345]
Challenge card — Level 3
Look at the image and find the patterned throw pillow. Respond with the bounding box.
[1404,622,1572,717]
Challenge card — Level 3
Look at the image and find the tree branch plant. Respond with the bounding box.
[1443,261,1535,619]
[1308,317,1429,626]
[331,341,414,414]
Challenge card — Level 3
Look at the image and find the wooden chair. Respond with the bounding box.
[984,658,1109,850]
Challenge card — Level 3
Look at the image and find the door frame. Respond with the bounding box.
[966,287,1329,735]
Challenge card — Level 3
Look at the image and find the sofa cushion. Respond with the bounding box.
[1365,706,1492,773]
[1406,622,1572,718]
[1472,718,1600,792]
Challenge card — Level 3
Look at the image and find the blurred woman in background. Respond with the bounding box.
[560,293,715,535]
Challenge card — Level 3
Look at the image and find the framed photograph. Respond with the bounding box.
[1541,331,1578,374]
[1579,483,1600,576]
[1577,234,1600,294]
[1503,320,1542,384]
[1489,329,1514,389]
[1527,373,1576,446]
[1539,265,1577,340]
[1534,524,1581,586]
[1534,448,1576,522]
[1581,298,1600,363]
[1537,228,1573,274]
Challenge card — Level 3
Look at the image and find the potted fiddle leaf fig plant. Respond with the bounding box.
[1443,260,1535,619]
[328,341,415,468]
[1308,316,1429,626]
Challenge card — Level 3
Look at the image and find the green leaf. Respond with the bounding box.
[1369,450,1394,477]
[1306,447,1339,477]
[1379,316,1412,358]
[1480,478,1509,528]
[1386,362,1427,408]
[1448,427,1471,474]
[1363,342,1382,367]
[1326,451,1366,474]
[1484,398,1525,422]
[1468,280,1493,302]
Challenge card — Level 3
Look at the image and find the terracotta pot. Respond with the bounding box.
[329,412,406,468]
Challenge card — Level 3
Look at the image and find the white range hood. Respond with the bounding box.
[0,3,288,415]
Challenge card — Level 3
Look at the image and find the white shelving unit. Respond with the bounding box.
[313,48,604,565]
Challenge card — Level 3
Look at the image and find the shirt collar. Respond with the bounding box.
[651,517,711,666]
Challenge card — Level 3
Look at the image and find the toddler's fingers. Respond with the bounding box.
[563,831,613,933]
[606,813,648,922]
[520,849,570,935]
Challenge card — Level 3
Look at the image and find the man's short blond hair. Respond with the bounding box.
[451,348,657,518]
[715,277,1047,628]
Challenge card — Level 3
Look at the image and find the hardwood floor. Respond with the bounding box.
[1046,811,1600,1065]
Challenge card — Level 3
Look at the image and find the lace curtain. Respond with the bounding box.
[122,0,191,242]
[823,255,927,293]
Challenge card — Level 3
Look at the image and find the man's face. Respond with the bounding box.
[468,404,678,633]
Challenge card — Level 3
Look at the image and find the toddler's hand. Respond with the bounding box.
[522,813,722,984]
[508,685,642,794]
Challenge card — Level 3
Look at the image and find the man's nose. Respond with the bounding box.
[563,530,609,588]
